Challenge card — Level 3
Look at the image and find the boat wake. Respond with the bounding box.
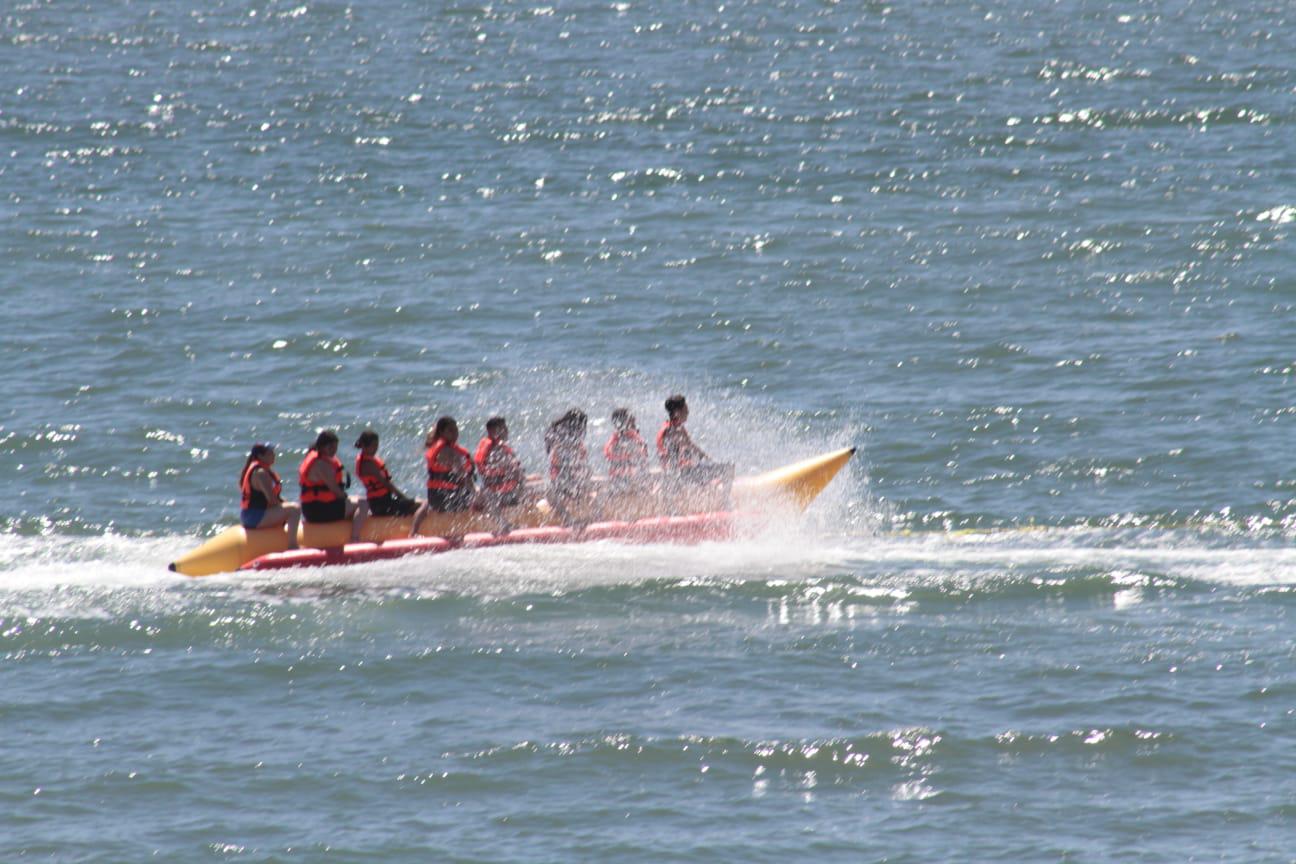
[1,520,1293,603]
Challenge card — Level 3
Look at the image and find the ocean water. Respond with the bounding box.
[2,0,1294,860]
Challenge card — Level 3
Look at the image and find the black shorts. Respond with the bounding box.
[482,487,521,508]
[367,494,419,517]
[302,499,347,523]
[426,487,472,512]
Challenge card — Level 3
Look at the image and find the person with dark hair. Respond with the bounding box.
[604,407,649,491]
[354,429,420,517]
[239,443,300,547]
[545,408,593,524]
[657,395,706,469]
[475,416,525,511]
[410,416,476,535]
[299,429,366,541]
[656,394,733,503]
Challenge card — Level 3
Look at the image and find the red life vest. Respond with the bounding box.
[656,421,697,470]
[240,459,281,510]
[426,439,474,491]
[474,436,521,494]
[356,452,392,499]
[604,429,648,478]
[299,449,343,503]
[549,440,588,482]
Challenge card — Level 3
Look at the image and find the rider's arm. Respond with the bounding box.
[253,469,282,506]
[314,461,347,498]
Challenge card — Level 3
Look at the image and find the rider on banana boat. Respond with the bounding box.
[656,394,734,504]
[239,442,301,548]
[354,429,420,517]
[603,407,650,494]
[299,429,367,542]
[410,416,476,536]
[475,416,526,510]
[545,408,595,526]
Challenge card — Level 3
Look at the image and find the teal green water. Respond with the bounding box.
[2,0,1294,860]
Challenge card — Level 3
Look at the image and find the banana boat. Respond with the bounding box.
[170,447,854,577]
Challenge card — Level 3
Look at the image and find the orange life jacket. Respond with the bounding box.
[240,459,281,510]
[299,449,343,503]
[356,452,392,499]
[604,429,648,478]
[549,440,588,483]
[474,436,521,494]
[656,421,697,471]
[426,439,474,492]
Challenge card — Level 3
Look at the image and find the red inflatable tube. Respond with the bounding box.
[580,521,631,541]
[462,527,575,549]
[622,513,733,544]
[238,512,736,572]
[240,536,456,571]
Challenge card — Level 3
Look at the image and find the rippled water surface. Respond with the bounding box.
[2,0,1294,860]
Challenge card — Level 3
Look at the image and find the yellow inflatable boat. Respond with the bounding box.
[170,447,854,577]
